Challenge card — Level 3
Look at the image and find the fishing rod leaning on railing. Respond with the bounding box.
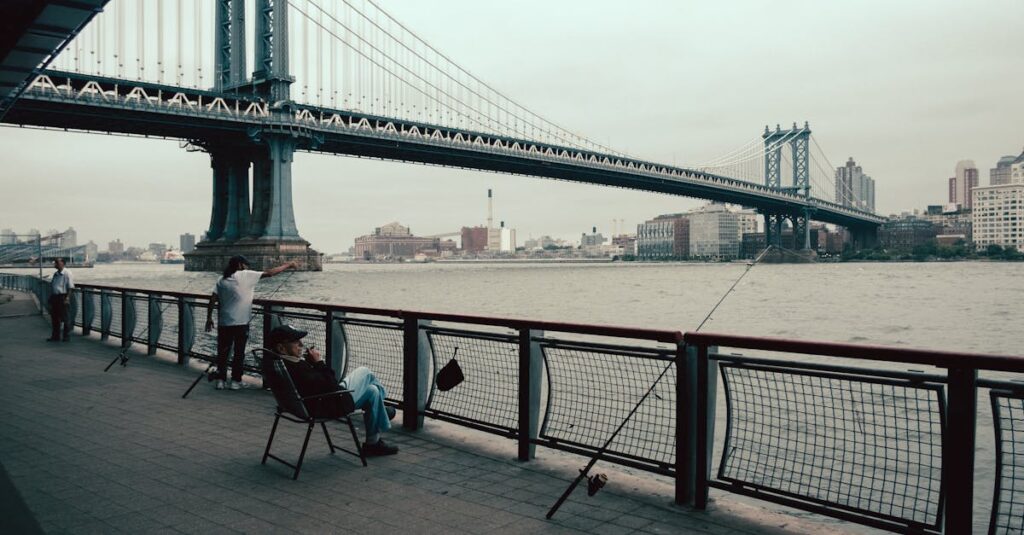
[545,245,774,519]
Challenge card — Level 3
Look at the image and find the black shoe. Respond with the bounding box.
[363,439,398,457]
[385,406,396,421]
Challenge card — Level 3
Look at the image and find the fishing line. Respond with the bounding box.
[546,246,774,519]
[182,268,297,398]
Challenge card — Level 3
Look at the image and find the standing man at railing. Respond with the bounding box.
[46,257,73,342]
[205,256,297,391]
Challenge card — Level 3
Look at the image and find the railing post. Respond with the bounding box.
[944,367,977,534]
[178,297,193,366]
[100,290,111,341]
[675,342,689,505]
[402,315,430,430]
[262,304,280,347]
[677,343,718,508]
[122,291,134,350]
[147,294,161,355]
[518,328,543,461]
[326,311,346,379]
[81,290,93,336]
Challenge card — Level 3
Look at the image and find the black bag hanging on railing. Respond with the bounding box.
[436,347,464,391]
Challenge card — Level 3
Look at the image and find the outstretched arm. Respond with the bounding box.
[204,293,217,332]
[261,261,299,279]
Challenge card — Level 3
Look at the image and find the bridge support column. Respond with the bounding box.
[221,153,251,241]
[205,155,230,242]
[252,136,300,240]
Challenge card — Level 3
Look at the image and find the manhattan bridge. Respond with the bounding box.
[0,0,884,270]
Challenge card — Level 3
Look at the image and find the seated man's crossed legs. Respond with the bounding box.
[342,366,398,456]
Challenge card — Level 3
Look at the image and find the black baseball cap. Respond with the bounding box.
[268,324,307,346]
[229,255,250,266]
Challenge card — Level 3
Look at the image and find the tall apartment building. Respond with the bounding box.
[948,160,980,210]
[990,155,1016,186]
[835,157,876,213]
[61,227,77,248]
[108,239,124,256]
[636,214,689,259]
[180,233,196,253]
[973,149,1024,251]
[689,204,740,260]
[735,209,759,240]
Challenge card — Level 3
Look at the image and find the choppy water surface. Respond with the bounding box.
[9,261,1023,530]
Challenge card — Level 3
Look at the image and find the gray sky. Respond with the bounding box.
[1,0,1022,253]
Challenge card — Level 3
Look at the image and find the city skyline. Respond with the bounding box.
[1,0,1021,254]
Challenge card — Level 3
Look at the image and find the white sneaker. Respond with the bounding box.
[215,380,226,390]
[229,380,243,391]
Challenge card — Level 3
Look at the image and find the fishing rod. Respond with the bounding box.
[546,246,774,520]
[104,276,210,372]
[181,267,297,398]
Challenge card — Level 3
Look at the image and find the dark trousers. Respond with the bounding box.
[216,325,249,381]
[48,294,71,340]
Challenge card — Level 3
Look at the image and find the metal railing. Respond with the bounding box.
[2,272,1022,534]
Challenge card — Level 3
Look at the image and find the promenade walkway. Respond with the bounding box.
[0,290,854,534]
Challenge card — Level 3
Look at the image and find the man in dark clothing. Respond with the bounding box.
[47,258,73,342]
[267,325,398,456]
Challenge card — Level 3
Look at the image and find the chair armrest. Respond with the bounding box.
[300,389,354,402]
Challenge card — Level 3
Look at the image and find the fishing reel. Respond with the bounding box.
[582,470,608,497]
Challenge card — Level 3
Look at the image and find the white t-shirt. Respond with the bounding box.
[51,269,74,295]
[214,270,263,326]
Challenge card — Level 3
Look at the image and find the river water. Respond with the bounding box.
[7,261,1023,530]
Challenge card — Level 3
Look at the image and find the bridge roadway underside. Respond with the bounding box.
[5,96,878,232]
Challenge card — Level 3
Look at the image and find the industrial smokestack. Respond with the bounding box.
[487,189,493,230]
[592,226,596,234]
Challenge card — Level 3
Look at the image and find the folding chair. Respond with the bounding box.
[259,349,367,479]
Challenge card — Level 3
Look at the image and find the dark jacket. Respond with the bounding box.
[282,359,355,419]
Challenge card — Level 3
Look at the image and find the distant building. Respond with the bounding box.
[61,227,77,248]
[948,160,980,210]
[879,216,938,250]
[741,231,796,258]
[487,222,516,253]
[973,180,1024,251]
[735,210,759,241]
[84,241,98,262]
[689,204,740,260]
[990,155,1016,186]
[108,239,124,256]
[354,222,438,259]
[0,229,14,245]
[1012,147,1024,185]
[919,206,972,242]
[148,243,168,257]
[611,234,636,256]
[580,227,606,248]
[180,233,196,254]
[835,157,876,213]
[636,214,689,259]
[461,226,488,253]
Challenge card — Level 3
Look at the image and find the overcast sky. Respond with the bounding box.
[1,0,1022,253]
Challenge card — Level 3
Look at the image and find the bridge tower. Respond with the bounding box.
[761,122,813,252]
[186,0,322,272]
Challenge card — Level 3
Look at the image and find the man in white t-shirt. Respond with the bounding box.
[205,255,297,390]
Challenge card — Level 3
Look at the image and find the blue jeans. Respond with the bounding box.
[340,367,391,437]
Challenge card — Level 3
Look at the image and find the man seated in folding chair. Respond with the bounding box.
[267,325,399,456]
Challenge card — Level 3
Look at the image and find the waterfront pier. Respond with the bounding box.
[3,274,1024,533]
[0,287,845,534]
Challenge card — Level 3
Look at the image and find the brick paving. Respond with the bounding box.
[0,290,857,534]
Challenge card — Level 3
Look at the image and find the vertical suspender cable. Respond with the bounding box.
[116,2,124,78]
[157,0,164,83]
[177,0,183,86]
[138,1,145,80]
[195,0,202,88]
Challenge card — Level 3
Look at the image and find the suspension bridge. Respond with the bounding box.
[0,0,884,271]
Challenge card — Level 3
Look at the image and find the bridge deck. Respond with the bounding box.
[0,289,859,535]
